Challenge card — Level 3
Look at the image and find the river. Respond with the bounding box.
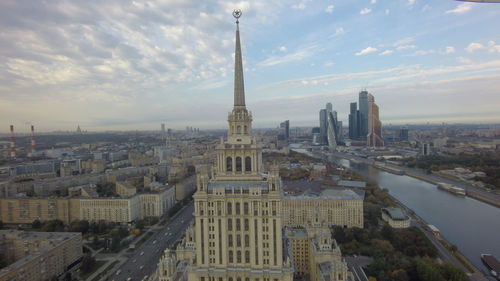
[333,156,500,274]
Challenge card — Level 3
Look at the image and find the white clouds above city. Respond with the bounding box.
[0,0,499,132]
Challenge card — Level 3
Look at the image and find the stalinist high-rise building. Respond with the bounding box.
[187,10,294,281]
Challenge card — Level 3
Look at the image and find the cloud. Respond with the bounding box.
[457,57,473,64]
[465,42,485,53]
[487,41,500,53]
[335,27,345,35]
[396,45,417,51]
[446,3,474,14]
[279,46,287,52]
[385,9,390,15]
[258,44,319,66]
[325,5,334,14]
[422,4,431,12]
[355,47,378,56]
[292,0,310,10]
[393,37,414,46]
[408,0,416,6]
[360,8,372,15]
[379,50,394,56]
[324,61,335,67]
[444,46,456,54]
[371,0,377,4]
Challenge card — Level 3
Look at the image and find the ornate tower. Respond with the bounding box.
[188,10,293,281]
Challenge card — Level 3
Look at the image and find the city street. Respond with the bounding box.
[106,202,194,281]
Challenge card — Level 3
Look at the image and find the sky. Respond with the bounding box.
[1,0,500,132]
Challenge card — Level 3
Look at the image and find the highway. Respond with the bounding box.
[108,202,194,281]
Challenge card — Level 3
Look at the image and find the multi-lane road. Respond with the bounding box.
[108,202,194,281]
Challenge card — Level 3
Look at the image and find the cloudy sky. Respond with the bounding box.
[1,0,499,132]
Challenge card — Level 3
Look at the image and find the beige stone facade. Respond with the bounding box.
[0,198,80,224]
[0,230,82,281]
[286,227,352,281]
[282,189,364,228]
[116,181,137,197]
[139,186,176,218]
[79,196,140,223]
[381,207,410,228]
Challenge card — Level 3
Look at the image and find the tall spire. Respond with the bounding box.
[233,10,245,107]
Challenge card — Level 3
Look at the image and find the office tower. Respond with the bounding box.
[421,143,431,156]
[399,126,409,141]
[187,13,294,281]
[326,102,333,112]
[367,94,384,147]
[279,120,290,142]
[161,123,166,134]
[358,90,368,139]
[319,109,327,144]
[348,102,359,140]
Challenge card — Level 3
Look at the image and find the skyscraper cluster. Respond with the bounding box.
[318,103,343,149]
[348,90,384,147]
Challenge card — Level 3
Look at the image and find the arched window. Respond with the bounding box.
[245,235,249,247]
[228,235,233,247]
[226,157,233,172]
[245,156,251,172]
[244,125,248,134]
[237,251,242,263]
[245,251,250,263]
[227,202,232,215]
[237,125,241,134]
[236,157,242,172]
[229,251,234,263]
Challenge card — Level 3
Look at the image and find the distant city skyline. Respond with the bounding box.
[1,1,500,132]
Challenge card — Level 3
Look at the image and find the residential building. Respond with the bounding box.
[79,196,140,223]
[282,189,364,228]
[0,230,82,281]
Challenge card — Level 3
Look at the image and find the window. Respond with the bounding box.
[236,219,241,231]
[244,219,249,231]
[236,202,240,215]
[245,251,250,263]
[245,156,251,172]
[237,234,241,247]
[229,251,233,263]
[228,219,232,231]
[245,235,249,247]
[227,202,232,215]
[237,125,241,134]
[227,157,233,172]
[244,126,248,134]
[236,157,242,172]
[244,203,249,215]
[229,235,233,247]
[237,251,242,263]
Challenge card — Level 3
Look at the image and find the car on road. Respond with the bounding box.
[140,265,144,270]
[140,251,144,256]
[116,269,121,275]
[133,259,136,263]
[153,240,156,244]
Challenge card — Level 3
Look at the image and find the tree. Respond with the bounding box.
[439,263,468,281]
[80,253,96,273]
[32,219,42,229]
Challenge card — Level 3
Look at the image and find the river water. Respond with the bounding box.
[332,156,500,274]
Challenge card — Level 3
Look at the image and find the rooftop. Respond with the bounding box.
[285,188,364,201]
[382,207,408,220]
